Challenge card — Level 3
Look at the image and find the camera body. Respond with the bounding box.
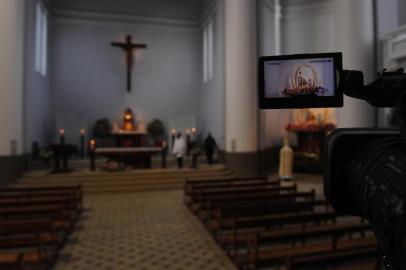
[258,52,406,269]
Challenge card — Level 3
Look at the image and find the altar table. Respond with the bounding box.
[90,147,163,170]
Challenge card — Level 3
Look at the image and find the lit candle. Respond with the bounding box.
[59,128,65,145]
[89,139,96,151]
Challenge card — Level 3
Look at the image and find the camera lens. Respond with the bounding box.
[348,137,406,269]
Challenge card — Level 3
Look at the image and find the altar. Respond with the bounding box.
[111,130,148,147]
[90,108,164,170]
[287,108,336,173]
[90,147,163,170]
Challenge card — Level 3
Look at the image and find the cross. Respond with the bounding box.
[111,35,147,92]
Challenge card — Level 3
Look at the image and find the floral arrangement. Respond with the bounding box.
[286,122,336,132]
[282,86,327,97]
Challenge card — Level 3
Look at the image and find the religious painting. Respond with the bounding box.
[264,58,335,98]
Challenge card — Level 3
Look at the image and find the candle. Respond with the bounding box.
[191,127,197,134]
[59,128,65,145]
[89,139,96,150]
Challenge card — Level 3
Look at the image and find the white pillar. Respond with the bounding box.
[224,0,258,153]
[333,0,375,128]
[0,0,25,155]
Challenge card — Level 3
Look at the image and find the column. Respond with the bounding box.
[333,0,375,128]
[224,0,258,175]
[0,0,25,156]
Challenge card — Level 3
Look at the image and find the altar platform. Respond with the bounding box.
[12,164,232,194]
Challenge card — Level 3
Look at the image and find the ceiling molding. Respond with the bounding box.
[200,0,217,27]
[263,0,276,13]
[282,0,333,20]
[52,9,201,31]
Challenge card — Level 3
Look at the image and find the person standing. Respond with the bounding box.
[203,133,217,165]
[172,132,186,169]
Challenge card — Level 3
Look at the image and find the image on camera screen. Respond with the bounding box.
[264,58,335,98]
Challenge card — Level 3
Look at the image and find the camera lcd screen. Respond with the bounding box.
[258,53,343,109]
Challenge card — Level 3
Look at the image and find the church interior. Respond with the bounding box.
[1,0,406,269]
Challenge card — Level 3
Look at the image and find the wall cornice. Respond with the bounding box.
[282,0,333,20]
[52,9,200,31]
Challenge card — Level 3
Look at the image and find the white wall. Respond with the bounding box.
[24,0,51,151]
[50,13,201,144]
[199,0,226,149]
[376,0,399,39]
[258,0,375,148]
[0,0,25,155]
[399,0,406,26]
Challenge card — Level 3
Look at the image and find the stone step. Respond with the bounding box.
[14,164,232,193]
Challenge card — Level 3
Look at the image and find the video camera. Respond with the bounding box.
[258,52,406,270]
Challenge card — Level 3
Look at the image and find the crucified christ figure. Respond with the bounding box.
[111,35,147,92]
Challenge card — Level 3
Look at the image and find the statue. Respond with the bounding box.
[123,108,136,131]
[278,137,293,180]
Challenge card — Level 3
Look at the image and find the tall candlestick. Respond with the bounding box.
[171,128,176,146]
[186,129,191,156]
[80,129,85,158]
[59,128,65,145]
[89,139,96,171]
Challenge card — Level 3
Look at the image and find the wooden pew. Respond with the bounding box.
[285,246,379,270]
[240,222,375,270]
[0,195,80,214]
[200,189,314,220]
[0,185,84,270]
[0,253,23,270]
[0,219,63,270]
[188,182,284,208]
[209,200,330,238]
[216,210,340,253]
[0,184,83,212]
[193,185,299,215]
[0,233,59,270]
[0,219,67,246]
[0,205,77,233]
[185,179,279,207]
[185,176,267,187]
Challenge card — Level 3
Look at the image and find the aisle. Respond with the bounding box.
[54,190,236,270]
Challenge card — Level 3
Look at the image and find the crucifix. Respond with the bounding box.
[111,35,147,92]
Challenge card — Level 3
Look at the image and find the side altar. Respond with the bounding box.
[90,108,164,170]
[286,108,336,173]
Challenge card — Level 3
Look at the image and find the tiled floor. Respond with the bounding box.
[54,190,237,270]
[54,174,325,270]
